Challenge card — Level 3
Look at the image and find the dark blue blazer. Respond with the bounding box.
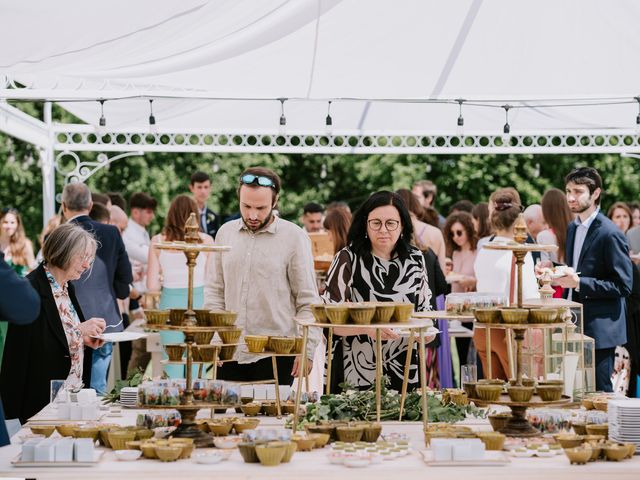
[70,216,132,330]
[565,212,633,349]
[1,264,93,426]
[0,256,40,446]
[201,207,221,240]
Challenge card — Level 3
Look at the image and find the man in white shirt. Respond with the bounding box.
[189,171,221,239]
[204,167,320,385]
[301,202,324,233]
[122,192,156,272]
[122,192,156,373]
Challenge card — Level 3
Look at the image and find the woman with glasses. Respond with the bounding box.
[0,224,106,423]
[444,211,478,378]
[322,191,435,392]
[444,212,478,293]
[147,195,214,377]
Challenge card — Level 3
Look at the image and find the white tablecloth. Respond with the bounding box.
[1,404,638,480]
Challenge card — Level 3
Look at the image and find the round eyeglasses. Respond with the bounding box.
[367,219,400,231]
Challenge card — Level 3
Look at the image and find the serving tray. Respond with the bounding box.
[12,450,103,467]
[419,450,510,466]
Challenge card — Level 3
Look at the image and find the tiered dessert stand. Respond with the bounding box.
[141,213,234,447]
[468,214,571,437]
[292,310,435,445]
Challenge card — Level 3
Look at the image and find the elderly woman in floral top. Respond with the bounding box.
[0,224,106,423]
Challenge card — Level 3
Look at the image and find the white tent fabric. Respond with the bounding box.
[2,0,640,134]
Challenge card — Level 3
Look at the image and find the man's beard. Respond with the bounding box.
[571,199,593,214]
[242,210,273,232]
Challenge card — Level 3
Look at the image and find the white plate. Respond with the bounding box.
[535,450,556,458]
[12,450,103,467]
[91,332,148,342]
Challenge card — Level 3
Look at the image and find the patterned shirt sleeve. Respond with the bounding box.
[413,250,432,312]
[322,248,353,303]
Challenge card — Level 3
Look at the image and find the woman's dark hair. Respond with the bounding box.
[395,189,424,218]
[348,191,414,260]
[444,211,478,257]
[421,206,440,227]
[449,199,474,215]
[489,188,522,232]
[541,188,572,263]
[472,202,492,238]
[323,208,352,254]
[163,195,200,242]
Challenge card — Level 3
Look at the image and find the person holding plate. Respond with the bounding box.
[0,224,105,423]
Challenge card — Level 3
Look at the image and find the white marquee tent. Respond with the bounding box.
[1,0,640,220]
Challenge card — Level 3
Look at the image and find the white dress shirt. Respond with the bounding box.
[474,236,540,303]
[122,219,150,293]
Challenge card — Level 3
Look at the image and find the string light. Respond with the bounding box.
[325,100,333,135]
[501,104,511,145]
[72,95,640,137]
[635,96,640,135]
[148,99,157,134]
[97,99,106,137]
[278,98,287,135]
[456,99,465,136]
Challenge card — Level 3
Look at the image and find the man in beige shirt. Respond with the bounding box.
[204,167,320,384]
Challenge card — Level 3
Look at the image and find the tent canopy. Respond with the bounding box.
[2,0,640,135]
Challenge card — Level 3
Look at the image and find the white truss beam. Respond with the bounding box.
[0,101,49,147]
[52,125,640,155]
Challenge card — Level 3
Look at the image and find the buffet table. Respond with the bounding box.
[1,403,638,480]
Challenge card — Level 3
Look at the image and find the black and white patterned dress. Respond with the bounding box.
[322,246,432,392]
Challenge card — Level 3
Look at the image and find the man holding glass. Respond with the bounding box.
[204,167,320,384]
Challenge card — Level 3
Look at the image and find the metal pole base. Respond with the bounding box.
[169,408,214,447]
[499,405,540,438]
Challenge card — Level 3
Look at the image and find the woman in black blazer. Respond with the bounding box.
[0,224,106,423]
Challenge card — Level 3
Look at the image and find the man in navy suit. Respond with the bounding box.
[61,183,132,394]
[189,171,221,239]
[0,253,39,445]
[554,167,633,392]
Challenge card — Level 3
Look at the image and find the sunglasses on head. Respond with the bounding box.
[240,174,276,189]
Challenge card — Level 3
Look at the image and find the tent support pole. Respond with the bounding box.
[40,101,56,227]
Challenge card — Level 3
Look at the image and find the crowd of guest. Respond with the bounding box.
[1,164,640,438]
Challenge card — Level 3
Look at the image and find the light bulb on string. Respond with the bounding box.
[148,99,157,135]
[501,104,511,146]
[96,99,106,138]
[278,98,287,136]
[456,99,465,137]
[325,101,333,135]
[635,96,640,135]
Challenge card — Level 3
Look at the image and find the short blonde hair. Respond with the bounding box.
[42,223,97,270]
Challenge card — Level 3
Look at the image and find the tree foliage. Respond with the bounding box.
[1,106,639,246]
